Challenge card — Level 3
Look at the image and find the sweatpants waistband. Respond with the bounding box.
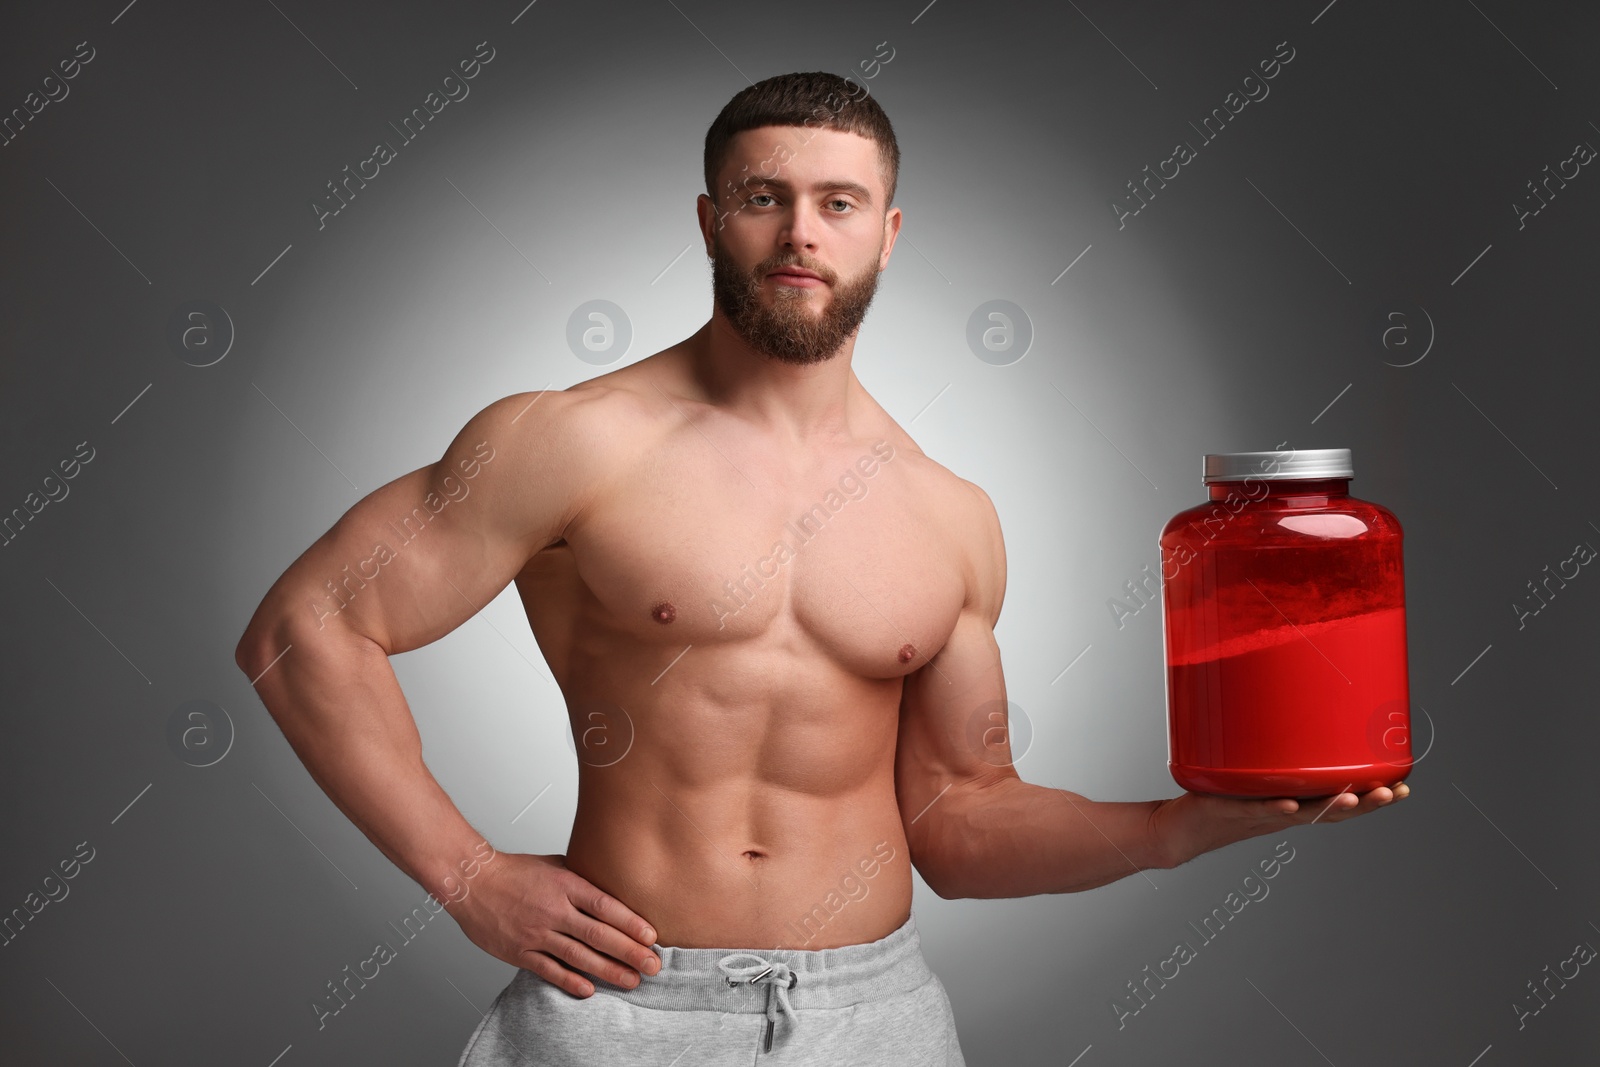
[612,911,931,1014]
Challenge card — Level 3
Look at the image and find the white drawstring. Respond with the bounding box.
[718,953,800,1053]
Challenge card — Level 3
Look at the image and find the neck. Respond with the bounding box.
[683,314,861,442]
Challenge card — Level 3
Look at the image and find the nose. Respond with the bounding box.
[778,202,820,254]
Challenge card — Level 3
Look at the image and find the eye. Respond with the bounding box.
[747,193,776,207]
[827,198,854,213]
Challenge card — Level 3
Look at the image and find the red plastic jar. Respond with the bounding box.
[1160,447,1412,798]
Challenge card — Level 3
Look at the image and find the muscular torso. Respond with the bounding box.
[510,351,971,950]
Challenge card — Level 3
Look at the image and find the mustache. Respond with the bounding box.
[760,256,834,283]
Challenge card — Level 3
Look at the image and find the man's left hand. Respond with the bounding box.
[1148,782,1410,869]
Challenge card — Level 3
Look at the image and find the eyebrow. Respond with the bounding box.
[739,176,875,205]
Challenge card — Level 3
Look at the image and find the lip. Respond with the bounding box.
[768,268,826,285]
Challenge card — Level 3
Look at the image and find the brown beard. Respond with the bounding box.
[711,238,883,366]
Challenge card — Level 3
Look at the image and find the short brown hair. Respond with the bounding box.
[703,71,901,210]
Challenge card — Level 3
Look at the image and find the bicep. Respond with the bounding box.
[241,390,580,658]
[894,479,1013,839]
[895,609,1015,805]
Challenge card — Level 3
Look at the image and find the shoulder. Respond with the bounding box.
[860,410,1006,624]
[859,393,1002,549]
[446,370,677,539]
[939,469,1005,624]
[466,358,689,459]
[453,385,642,476]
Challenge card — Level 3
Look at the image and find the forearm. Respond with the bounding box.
[921,776,1172,899]
[237,616,491,904]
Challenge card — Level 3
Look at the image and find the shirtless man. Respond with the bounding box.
[235,71,1407,1065]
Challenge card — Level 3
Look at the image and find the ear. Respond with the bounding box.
[878,206,903,271]
[696,193,717,257]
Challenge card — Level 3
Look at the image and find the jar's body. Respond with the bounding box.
[1160,475,1412,797]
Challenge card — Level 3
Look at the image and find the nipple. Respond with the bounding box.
[651,601,677,624]
[898,643,917,663]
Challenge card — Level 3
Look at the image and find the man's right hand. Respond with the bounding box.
[448,852,661,998]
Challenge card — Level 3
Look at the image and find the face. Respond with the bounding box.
[699,126,901,366]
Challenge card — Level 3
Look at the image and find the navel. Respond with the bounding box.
[898,643,917,663]
[650,601,677,624]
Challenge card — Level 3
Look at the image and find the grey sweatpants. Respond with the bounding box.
[455,911,967,1066]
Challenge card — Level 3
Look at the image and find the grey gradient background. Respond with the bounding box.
[3,0,1596,1063]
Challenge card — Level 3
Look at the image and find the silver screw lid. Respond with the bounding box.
[1202,447,1353,484]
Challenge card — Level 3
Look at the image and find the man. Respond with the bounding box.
[235,71,1407,1065]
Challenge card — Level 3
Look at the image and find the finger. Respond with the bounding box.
[521,948,597,999]
[567,884,662,974]
[1354,785,1404,808]
[1303,791,1359,822]
[569,881,658,947]
[556,912,654,987]
[544,929,647,991]
[1348,789,1391,816]
[1320,787,1398,821]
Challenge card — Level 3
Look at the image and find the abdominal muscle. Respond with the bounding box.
[557,659,915,953]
